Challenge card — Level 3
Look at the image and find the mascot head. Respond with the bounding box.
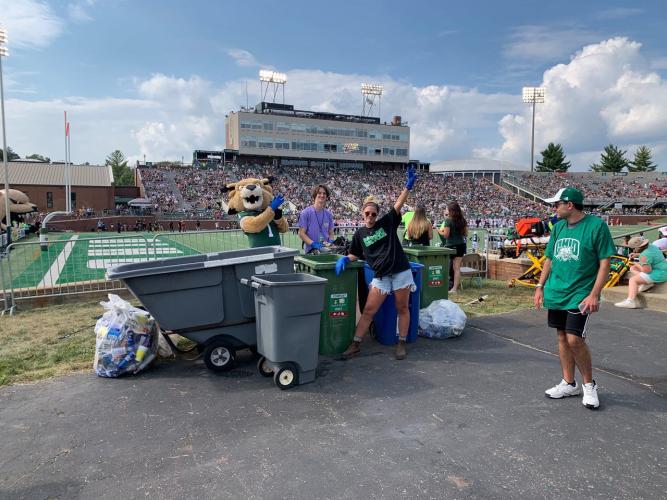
[223,177,276,214]
[0,189,37,230]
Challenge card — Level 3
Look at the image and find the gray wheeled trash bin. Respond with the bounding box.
[106,246,298,372]
[247,273,327,390]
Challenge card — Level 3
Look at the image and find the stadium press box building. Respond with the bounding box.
[225,102,411,169]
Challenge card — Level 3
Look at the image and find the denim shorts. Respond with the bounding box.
[370,268,417,295]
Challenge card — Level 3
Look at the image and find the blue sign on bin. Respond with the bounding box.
[363,261,423,345]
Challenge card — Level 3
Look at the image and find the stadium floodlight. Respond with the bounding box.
[522,86,545,104]
[259,69,287,104]
[361,83,384,118]
[522,86,546,172]
[259,69,287,84]
[361,83,383,95]
[0,28,11,245]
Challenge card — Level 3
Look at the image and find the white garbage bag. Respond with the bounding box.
[418,299,467,339]
[93,294,158,377]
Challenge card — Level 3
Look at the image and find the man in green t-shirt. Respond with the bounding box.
[534,187,616,410]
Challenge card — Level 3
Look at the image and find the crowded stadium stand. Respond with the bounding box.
[503,171,667,213]
[137,162,550,225]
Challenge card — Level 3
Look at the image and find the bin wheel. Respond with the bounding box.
[257,356,273,377]
[203,341,236,372]
[274,363,299,390]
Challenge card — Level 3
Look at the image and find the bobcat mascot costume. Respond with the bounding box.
[1,189,37,232]
[223,178,288,247]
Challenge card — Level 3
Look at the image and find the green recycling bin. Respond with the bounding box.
[294,254,364,355]
[403,245,456,308]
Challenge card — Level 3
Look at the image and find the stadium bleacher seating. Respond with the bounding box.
[138,164,667,226]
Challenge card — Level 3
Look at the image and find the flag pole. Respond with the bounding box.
[67,123,71,212]
[64,111,69,212]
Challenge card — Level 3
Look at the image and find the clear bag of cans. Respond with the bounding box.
[418,299,467,339]
[93,294,158,378]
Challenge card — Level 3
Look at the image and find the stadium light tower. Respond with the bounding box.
[0,28,11,245]
[522,86,545,173]
[361,83,383,118]
[259,69,287,104]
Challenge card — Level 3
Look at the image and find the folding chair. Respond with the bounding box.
[460,253,486,289]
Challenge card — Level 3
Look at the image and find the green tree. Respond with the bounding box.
[590,144,629,172]
[106,150,134,186]
[628,145,657,172]
[536,142,571,172]
[0,146,20,161]
[26,153,51,162]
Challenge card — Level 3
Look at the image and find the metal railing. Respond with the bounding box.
[0,229,315,311]
[1,225,494,312]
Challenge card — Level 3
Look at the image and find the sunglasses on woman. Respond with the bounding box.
[364,211,378,218]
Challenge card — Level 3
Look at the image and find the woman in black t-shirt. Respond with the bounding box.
[335,167,417,361]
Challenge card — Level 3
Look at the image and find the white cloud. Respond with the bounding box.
[4,37,667,170]
[226,48,259,67]
[504,25,599,61]
[0,0,65,49]
[481,37,667,170]
[137,73,213,112]
[68,3,93,23]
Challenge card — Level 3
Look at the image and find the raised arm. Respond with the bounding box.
[394,167,416,214]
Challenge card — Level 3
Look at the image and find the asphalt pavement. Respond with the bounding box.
[1,307,665,499]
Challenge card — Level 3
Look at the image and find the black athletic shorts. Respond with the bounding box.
[446,243,467,257]
[548,309,590,338]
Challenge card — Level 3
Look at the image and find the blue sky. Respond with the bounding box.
[1,0,667,169]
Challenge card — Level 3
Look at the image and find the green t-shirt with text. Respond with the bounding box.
[543,215,616,310]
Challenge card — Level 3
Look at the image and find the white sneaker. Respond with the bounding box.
[545,379,581,399]
[582,381,600,409]
[614,298,638,308]
[638,283,654,293]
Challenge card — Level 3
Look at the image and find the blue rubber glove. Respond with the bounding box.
[405,166,417,190]
[269,194,284,211]
[335,256,350,276]
[311,241,323,250]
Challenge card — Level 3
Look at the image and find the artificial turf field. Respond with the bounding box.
[1,222,664,291]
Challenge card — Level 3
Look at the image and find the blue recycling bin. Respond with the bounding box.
[363,261,423,345]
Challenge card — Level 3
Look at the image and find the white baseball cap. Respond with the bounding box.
[659,226,667,237]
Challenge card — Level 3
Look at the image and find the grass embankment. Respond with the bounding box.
[0,280,535,386]
[0,299,103,386]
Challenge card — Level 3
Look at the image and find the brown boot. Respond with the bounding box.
[395,340,407,360]
[342,341,361,359]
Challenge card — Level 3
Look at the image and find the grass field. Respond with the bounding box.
[2,221,664,291]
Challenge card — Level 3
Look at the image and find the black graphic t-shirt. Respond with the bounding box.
[350,209,410,278]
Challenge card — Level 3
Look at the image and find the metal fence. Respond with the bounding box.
[0,229,322,313]
[1,225,495,314]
